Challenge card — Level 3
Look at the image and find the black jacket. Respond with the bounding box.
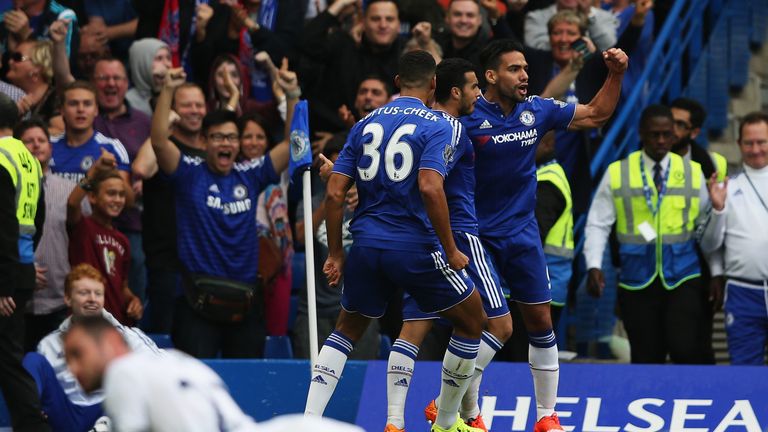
[300,11,405,133]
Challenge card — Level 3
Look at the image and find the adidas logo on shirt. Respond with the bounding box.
[311,375,327,385]
[208,184,220,193]
[394,378,409,387]
[479,119,493,129]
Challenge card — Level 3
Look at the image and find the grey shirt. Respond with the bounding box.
[28,172,90,314]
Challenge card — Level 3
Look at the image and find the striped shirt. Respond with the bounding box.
[37,309,162,406]
[28,171,90,314]
[50,131,130,183]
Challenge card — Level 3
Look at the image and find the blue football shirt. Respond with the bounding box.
[169,154,279,284]
[333,96,457,250]
[50,131,130,182]
[436,110,478,235]
[461,95,576,236]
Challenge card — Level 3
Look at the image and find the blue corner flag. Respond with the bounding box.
[289,100,312,179]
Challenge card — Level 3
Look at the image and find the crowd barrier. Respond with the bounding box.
[2,360,766,431]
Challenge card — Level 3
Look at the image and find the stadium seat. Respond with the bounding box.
[379,334,392,360]
[147,333,174,349]
[264,335,294,359]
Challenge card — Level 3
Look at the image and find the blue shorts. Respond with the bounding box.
[724,279,768,365]
[403,232,510,321]
[545,254,572,306]
[481,219,552,304]
[342,245,475,318]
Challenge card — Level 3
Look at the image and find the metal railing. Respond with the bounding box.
[572,0,764,256]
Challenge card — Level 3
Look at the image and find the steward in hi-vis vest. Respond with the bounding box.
[0,93,49,431]
[584,105,711,364]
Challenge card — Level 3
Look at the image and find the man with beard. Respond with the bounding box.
[462,39,626,432]
[670,97,727,364]
[670,98,728,182]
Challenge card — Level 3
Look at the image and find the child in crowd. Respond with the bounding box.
[67,151,142,325]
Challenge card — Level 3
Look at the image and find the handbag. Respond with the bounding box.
[182,272,262,323]
[258,235,283,284]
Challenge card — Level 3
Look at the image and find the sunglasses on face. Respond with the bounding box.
[9,52,30,63]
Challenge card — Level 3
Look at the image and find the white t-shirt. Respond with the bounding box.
[103,350,258,432]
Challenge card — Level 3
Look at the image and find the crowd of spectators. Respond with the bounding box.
[0,0,762,384]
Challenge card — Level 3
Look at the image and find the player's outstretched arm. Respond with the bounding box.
[323,173,353,287]
[419,169,468,270]
[568,48,628,131]
[151,68,185,175]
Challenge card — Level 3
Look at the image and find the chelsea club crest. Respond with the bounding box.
[519,110,535,126]
[80,156,94,171]
[290,130,310,162]
[233,184,248,199]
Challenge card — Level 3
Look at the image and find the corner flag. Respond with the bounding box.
[289,100,312,179]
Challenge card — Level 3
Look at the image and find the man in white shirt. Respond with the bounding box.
[63,315,365,432]
[700,111,768,365]
[22,263,161,431]
[584,104,711,364]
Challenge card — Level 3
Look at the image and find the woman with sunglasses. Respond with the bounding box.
[6,40,58,122]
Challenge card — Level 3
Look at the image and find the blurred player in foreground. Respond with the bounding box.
[63,315,363,432]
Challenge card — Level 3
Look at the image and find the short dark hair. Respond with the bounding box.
[479,39,525,73]
[397,50,436,90]
[0,93,19,130]
[738,111,768,143]
[365,0,399,13]
[435,58,476,104]
[65,314,122,345]
[670,98,707,129]
[640,104,673,130]
[93,56,127,71]
[358,74,393,98]
[90,169,124,194]
[13,117,49,141]
[61,81,98,107]
[202,110,238,136]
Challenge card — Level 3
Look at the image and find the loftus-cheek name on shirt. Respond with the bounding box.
[490,128,538,146]
[363,106,440,122]
[206,195,252,215]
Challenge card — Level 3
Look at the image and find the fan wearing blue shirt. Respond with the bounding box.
[305,51,487,432]
[150,67,295,359]
[50,81,133,205]
[461,39,628,432]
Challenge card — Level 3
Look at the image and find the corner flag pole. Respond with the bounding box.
[302,168,319,367]
[289,99,318,370]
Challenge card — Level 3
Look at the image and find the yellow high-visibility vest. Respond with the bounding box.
[609,151,702,289]
[536,161,573,258]
[0,136,42,264]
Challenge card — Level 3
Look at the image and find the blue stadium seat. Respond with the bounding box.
[264,335,294,359]
[379,334,392,360]
[147,333,174,349]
